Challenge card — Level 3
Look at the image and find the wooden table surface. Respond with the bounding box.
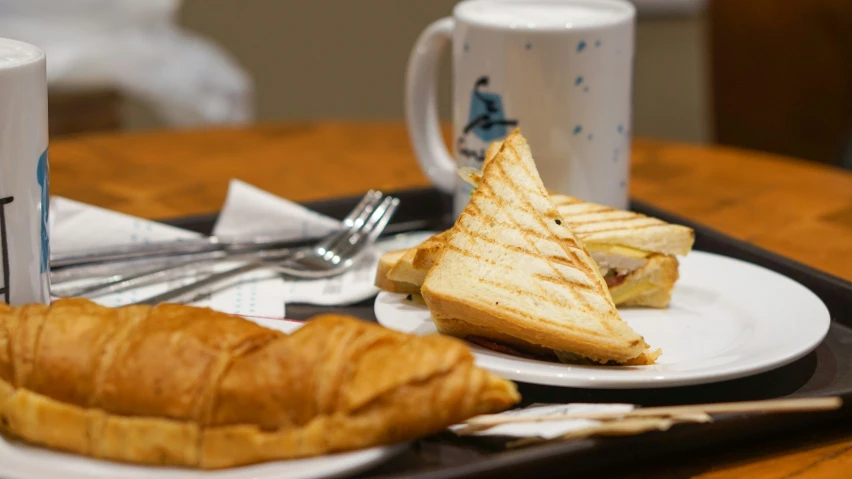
[50,122,852,478]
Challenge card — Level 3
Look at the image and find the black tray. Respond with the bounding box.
[164,187,852,479]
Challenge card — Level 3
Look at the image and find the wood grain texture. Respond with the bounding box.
[46,121,852,477]
[607,422,852,479]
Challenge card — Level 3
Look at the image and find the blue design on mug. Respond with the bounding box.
[36,149,49,273]
[456,76,519,166]
[463,76,518,143]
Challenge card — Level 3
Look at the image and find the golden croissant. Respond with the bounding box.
[0,298,519,469]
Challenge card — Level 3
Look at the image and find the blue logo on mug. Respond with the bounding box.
[36,149,49,274]
[457,76,519,165]
[463,76,518,142]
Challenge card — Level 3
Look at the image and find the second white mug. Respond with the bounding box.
[405,0,636,216]
[0,37,50,305]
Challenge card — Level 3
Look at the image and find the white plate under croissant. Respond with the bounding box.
[0,318,409,479]
[0,434,406,479]
[0,300,519,477]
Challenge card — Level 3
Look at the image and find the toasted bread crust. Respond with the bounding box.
[433,313,659,365]
[484,141,502,168]
[432,313,557,356]
[375,250,420,294]
[411,231,449,270]
[385,249,426,288]
[427,290,649,363]
[386,232,448,289]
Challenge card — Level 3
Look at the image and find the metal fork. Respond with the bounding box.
[132,192,399,306]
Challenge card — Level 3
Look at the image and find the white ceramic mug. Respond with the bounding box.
[0,38,51,305]
[405,0,636,216]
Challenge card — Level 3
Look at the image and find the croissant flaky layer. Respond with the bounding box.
[0,298,520,469]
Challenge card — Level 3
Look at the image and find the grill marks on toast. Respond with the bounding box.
[490,160,586,252]
[491,146,612,303]
[440,243,621,338]
[471,175,590,307]
[531,273,590,288]
[444,243,499,266]
[456,213,552,257]
[552,195,694,257]
[564,213,654,226]
[555,203,669,235]
[441,242,619,324]
[545,254,588,270]
[574,223,668,235]
[448,226,598,303]
[456,204,595,291]
[476,141,616,331]
[465,198,564,248]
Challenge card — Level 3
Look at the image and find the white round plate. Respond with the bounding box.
[0,318,406,479]
[0,440,406,479]
[374,251,831,389]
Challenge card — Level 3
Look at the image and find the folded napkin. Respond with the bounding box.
[459,403,635,440]
[50,179,434,317]
[454,403,711,447]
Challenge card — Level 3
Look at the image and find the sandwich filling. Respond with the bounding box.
[585,243,651,287]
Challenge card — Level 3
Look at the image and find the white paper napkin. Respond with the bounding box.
[49,179,434,317]
[50,196,288,318]
[455,402,712,444]
[456,403,636,439]
[212,180,435,306]
[213,180,341,240]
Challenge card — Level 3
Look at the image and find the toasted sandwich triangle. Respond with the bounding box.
[421,131,655,364]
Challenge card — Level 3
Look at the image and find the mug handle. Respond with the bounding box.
[405,17,456,194]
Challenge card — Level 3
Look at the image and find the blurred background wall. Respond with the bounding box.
[123,0,712,145]
[52,0,851,168]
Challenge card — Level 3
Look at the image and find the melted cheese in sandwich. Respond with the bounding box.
[609,279,657,305]
[585,243,650,275]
